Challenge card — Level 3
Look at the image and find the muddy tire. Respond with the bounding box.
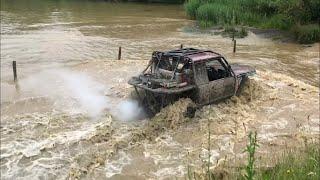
[142,95,161,117]
[139,89,196,118]
[236,75,249,96]
[184,105,196,118]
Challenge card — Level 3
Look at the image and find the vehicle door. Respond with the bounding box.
[220,58,236,98]
[193,62,211,105]
[205,59,235,103]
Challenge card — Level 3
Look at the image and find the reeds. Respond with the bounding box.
[184,0,201,19]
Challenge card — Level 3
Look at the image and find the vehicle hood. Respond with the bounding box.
[230,64,256,77]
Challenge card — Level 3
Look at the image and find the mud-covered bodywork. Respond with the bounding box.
[128,48,255,115]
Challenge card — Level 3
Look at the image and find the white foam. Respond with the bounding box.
[153,165,185,179]
[105,151,132,178]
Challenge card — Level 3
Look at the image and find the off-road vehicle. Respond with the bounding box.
[128,48,255,116]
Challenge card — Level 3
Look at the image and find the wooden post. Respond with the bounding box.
[118,46,122,60]
[180,44,183,49]
[12,61,17,82]
[233,40,236,53]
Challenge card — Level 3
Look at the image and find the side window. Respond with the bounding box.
[206,59,229,81]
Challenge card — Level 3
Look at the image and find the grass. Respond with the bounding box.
[184,0,320,43]
[186,128,320,179]
[184,0,201,19]
[292,24,320,44]
[195,3,263,27]
[243,132,258,180]
[257,144,320,180]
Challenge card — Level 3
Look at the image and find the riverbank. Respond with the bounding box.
[184,0,320,44]
[183,24,297,43]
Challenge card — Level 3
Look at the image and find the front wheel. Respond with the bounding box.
[142,92,161,117]
[236,75,249,96]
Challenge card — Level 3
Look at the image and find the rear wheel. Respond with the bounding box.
[140,89,197,118]
[142,92,182,117]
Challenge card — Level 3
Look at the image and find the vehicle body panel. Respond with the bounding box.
[128,48,255,114]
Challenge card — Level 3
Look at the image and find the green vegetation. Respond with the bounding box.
[292,24,320,43]
[184,0,201,19]
[220,26,248,38]
[257,144,320,180]
[184,0,320,43]
[243,132,258,180]
[119,0,184,3]
[186,129,319,180]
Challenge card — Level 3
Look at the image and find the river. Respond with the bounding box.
[1,0,319,179]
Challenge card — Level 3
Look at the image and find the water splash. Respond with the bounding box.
[113,100,144,121]
[20,68,143,120]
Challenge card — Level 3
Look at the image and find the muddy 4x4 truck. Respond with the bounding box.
[128,48,255,116]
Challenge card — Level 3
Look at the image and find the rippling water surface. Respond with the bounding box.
[1,0,318,85]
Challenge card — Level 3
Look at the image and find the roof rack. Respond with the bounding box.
[163,48,221,58]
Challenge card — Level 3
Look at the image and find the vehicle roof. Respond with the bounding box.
[162,48,222,63]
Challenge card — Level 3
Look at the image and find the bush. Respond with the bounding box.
[277,0,320,24]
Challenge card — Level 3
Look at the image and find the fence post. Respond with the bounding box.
[12,61,17,82]
[180,44,183,49]
[233,40,236,53]
[118,46,122,60]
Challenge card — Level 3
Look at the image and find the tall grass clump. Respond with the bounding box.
[184,0,201,19]
[196,3,232,25]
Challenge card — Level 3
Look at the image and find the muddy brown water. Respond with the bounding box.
[1,0,319,179]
